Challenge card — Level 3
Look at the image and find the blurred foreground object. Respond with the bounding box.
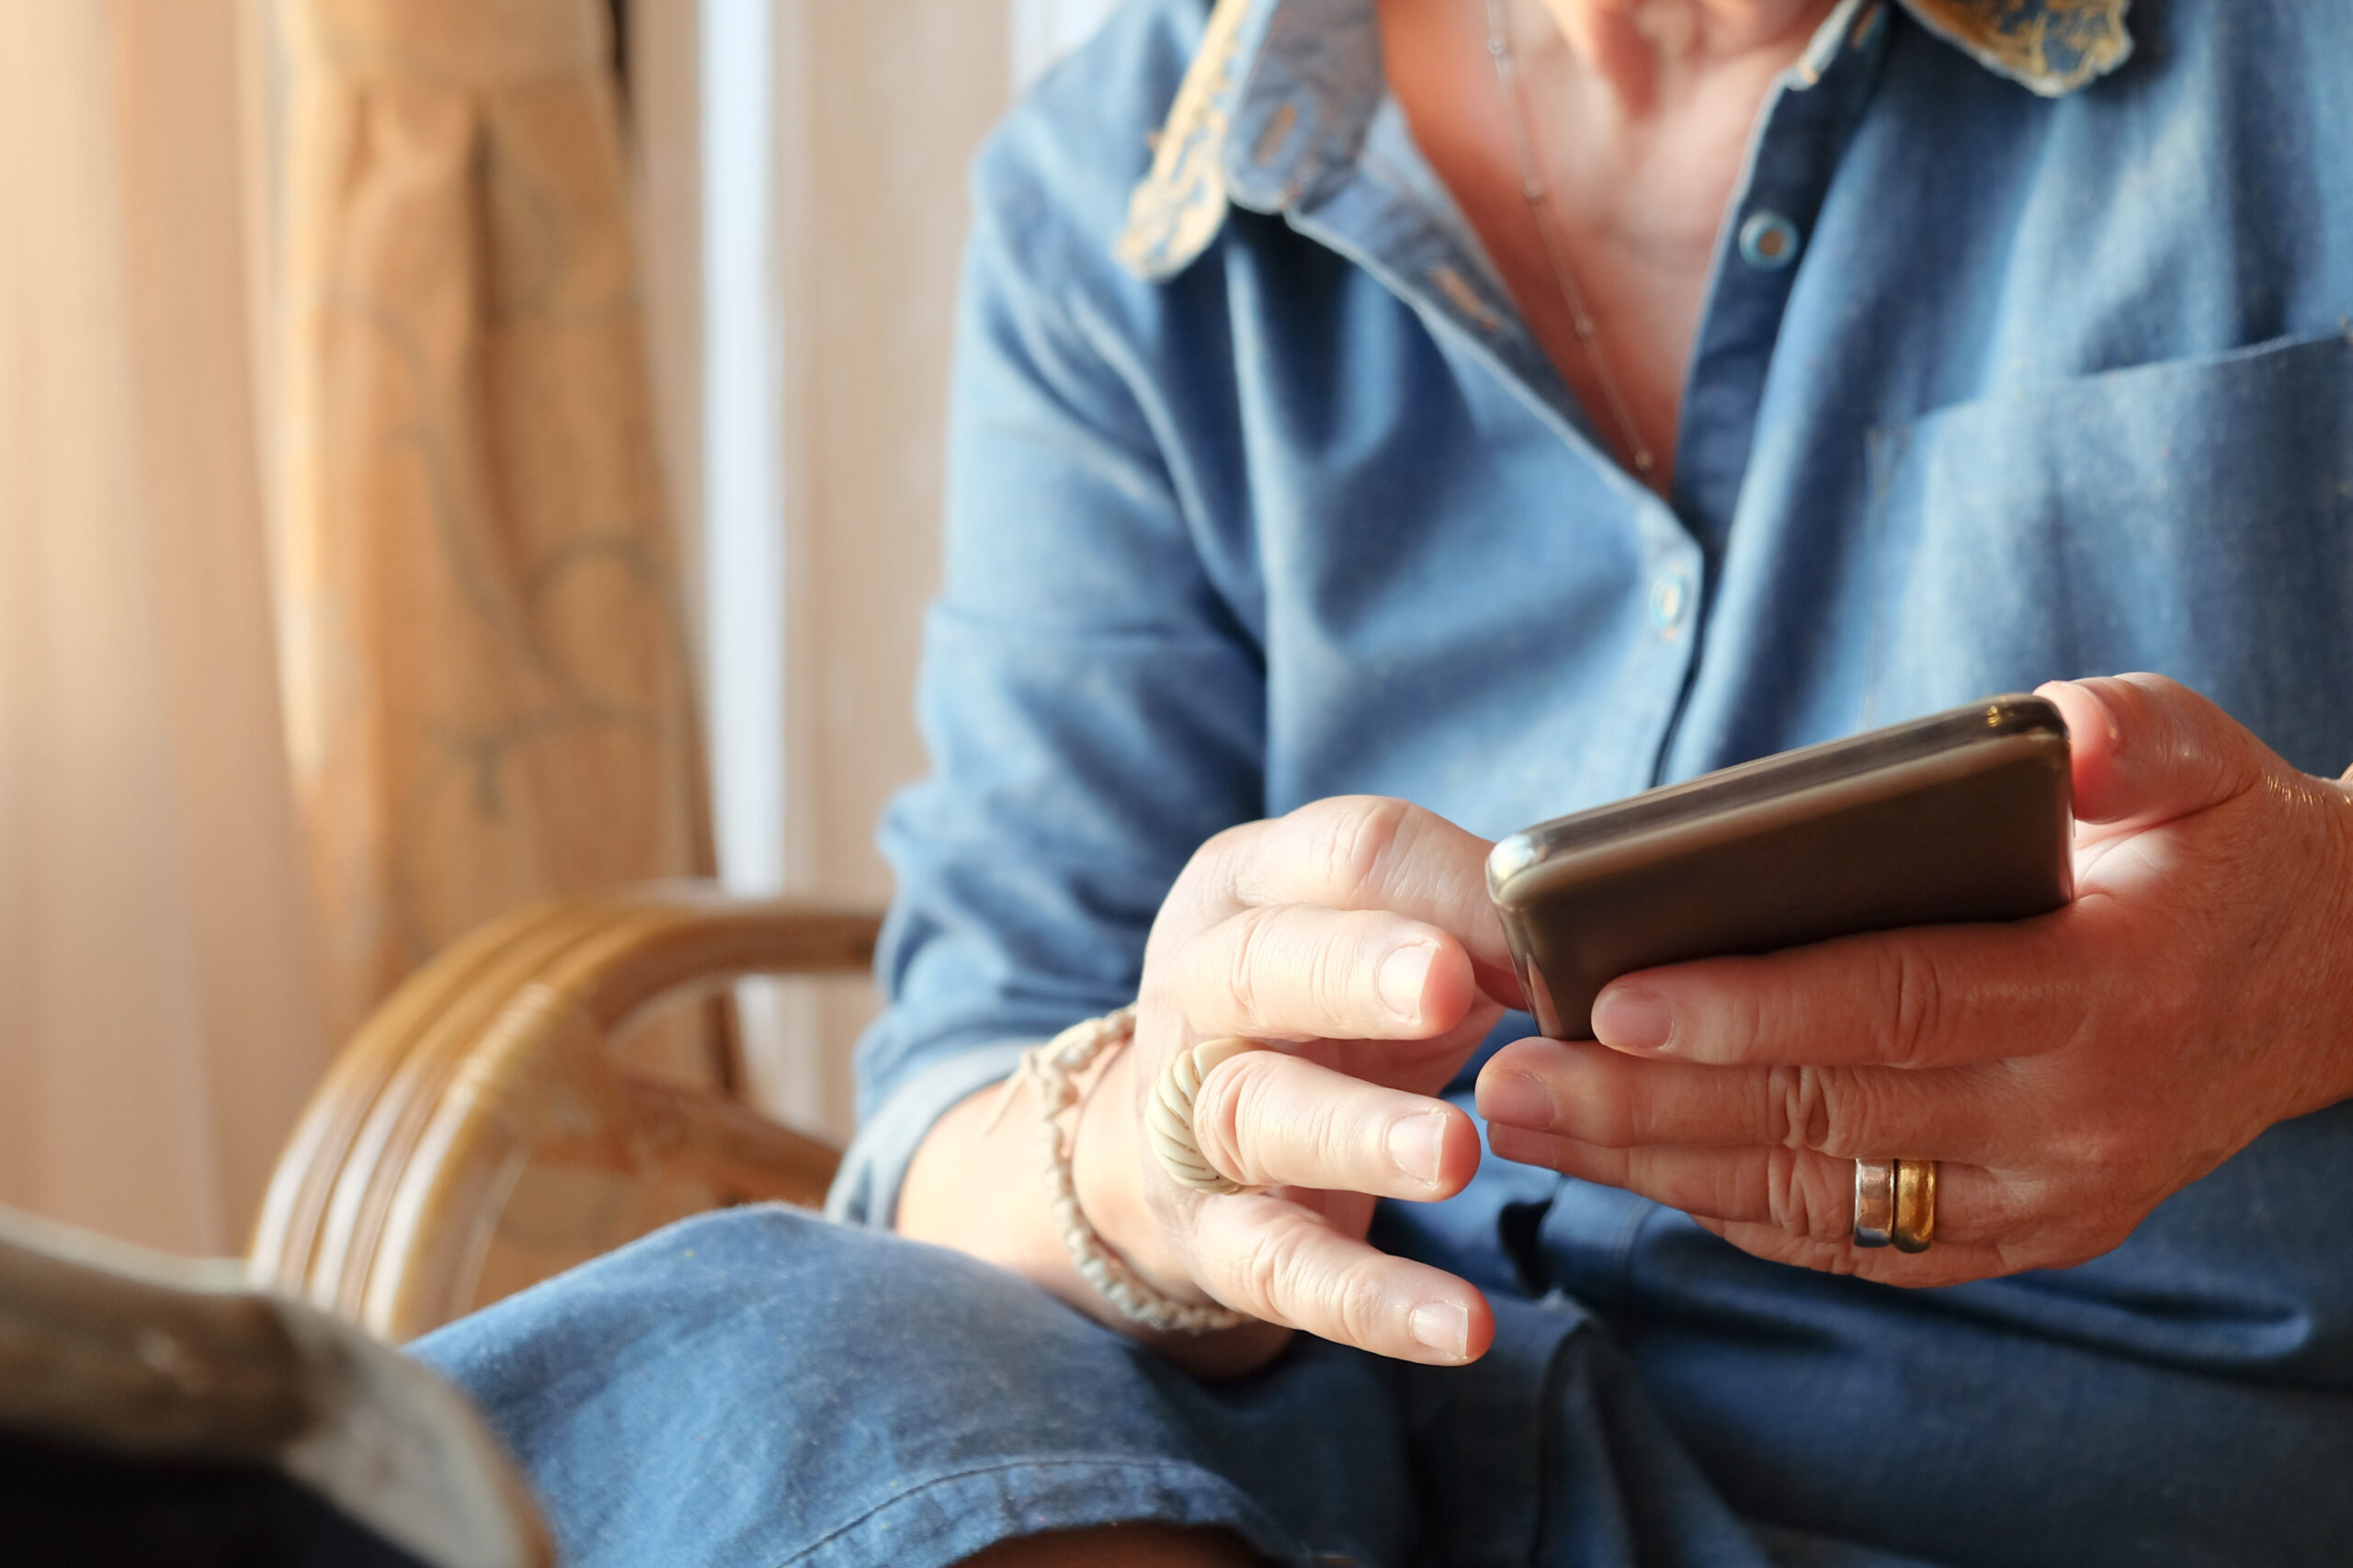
[252,883,874,1343]
[0,1205,551,1566]
[278,0,711,1042]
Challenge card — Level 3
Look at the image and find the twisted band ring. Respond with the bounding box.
[1147,1037,1264,1195]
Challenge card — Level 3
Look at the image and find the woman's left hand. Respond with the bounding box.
[1475,674,2353,1285]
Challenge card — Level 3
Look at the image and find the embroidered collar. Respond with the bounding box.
[1116,0,2133,280]
[1907,0,2133,93]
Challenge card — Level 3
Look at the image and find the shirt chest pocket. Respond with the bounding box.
[1864,329,2353,776]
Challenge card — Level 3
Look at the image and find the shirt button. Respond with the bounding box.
[1649,572,1691,630]
[1738,210,1803,271]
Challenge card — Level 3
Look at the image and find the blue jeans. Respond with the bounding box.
[414,1206,1885,1568]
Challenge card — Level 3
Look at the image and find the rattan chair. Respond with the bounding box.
[249,883,879,1344]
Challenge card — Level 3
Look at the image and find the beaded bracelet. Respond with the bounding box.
[1001,1009,1248,1335]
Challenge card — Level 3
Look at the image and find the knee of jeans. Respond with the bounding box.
[663,1206,1062,1330]
[467,1206,1183,1462]
[722,1207,1126,1378]
[417,1204,1115,1403]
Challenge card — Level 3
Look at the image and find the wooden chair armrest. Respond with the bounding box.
[251,882,880,1342]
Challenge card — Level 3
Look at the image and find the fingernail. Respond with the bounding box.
[1388,1111,1447,1185]
[1475,1069,1553,1131]
[1592,985,1674,1054]
[2052,677,2123,753]
[1409,1300,1471,1360]
[1379,944,1434,1022]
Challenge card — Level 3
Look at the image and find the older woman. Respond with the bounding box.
[419,1,2353,1564]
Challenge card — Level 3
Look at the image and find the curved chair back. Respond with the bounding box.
[250,885,877,1343]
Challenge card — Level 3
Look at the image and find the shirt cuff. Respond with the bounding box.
[824,1041,1036,1231]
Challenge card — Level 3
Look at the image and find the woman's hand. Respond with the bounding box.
[900,797,1519,1375]
[1475,674,2353,1285]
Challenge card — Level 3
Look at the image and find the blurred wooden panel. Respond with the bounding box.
[765,1,1011,1138]
[623,0,706,657]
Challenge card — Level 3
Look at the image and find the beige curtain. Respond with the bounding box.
[0,0,329,1256]
[0,0,711,1255]
[278,0,711,1044]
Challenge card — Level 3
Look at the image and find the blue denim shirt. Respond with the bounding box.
[835,0,2353,1553]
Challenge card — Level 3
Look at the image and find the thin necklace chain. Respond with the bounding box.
[1483,0,1657,478]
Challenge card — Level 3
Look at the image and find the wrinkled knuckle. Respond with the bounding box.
[1322,1265,1389,1347]
[1313,796,1412,895]
[1308,924,1366,1025]
[1221,905,1280,1028]
[1724,981,1771,1058]
[1302,1098,1362,1182]
[1816,1068,1874,1153]
[1763,1148,1843,1244]
[1883,946,1948,1068]
[1769,1064,1839,1152]
[1231,1214,1312,1318]
[1591,1085,1643,1146]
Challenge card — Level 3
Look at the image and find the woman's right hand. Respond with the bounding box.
[898,797,1521,1376]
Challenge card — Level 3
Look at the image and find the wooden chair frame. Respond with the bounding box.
[250,883,877,1343]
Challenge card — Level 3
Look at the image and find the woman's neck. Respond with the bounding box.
[1494,0,1837,267]
[1376,0,1841,489]
[1528,0,1842,119]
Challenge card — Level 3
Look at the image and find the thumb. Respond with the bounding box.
[2036,674,2279,831]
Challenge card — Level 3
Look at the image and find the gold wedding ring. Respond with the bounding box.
[1852,1158,1897,1248]
[1893,1159,1938,1254]
[1855,1158,1938,1252]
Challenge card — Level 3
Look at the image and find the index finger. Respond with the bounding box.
[1195,797,1521,997]
[1586,903,2104,1069]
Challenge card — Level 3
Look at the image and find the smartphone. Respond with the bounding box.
[1487,696,2075,1040]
